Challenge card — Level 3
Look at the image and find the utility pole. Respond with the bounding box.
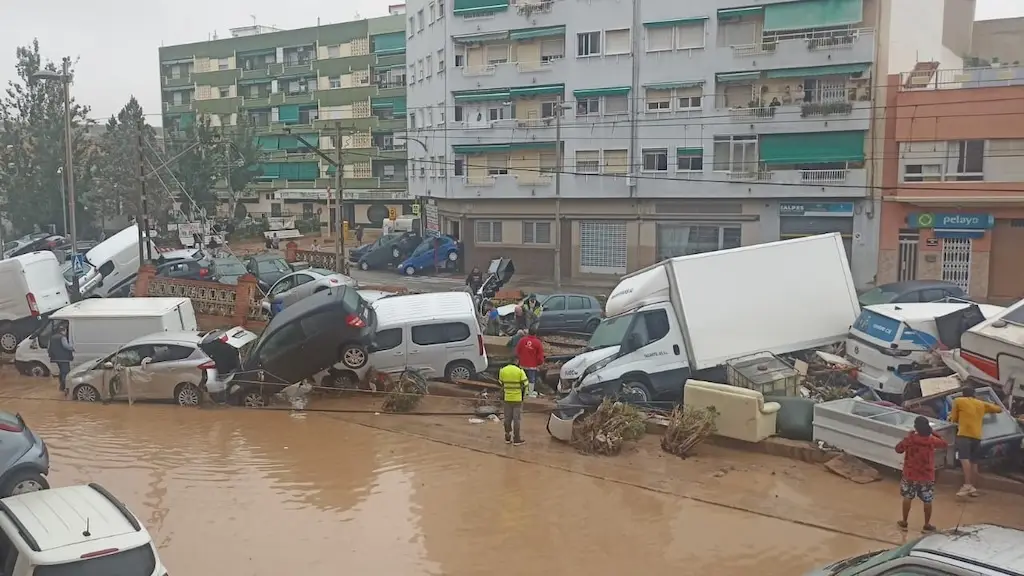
[60,58,80,300]
[553,99,564,290]
[334,124,345,273]
[136,129,148,264]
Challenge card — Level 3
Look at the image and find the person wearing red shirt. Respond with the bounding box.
[514,326,545,397]
[894,416,948,532]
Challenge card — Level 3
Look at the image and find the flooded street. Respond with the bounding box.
[3,370,1024,575]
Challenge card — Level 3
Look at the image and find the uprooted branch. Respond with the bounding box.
[661,405,718,459]
[571,399,649,456]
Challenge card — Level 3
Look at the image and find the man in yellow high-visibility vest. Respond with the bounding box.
[499,359,529,446]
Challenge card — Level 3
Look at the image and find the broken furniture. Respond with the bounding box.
[726,352,800,397]
[683,379,781,443]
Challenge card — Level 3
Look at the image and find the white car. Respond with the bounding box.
[263,268,358,316]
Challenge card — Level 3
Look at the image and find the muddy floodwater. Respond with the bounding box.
[4,371,1024,575]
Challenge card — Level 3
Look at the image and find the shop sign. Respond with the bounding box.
[779,202,854,217]
[424,203,439,232]
[908,213,994,230]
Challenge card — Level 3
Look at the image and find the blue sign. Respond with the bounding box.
[908,213,994,230]
[71,254,86,275]
[779,202,855,217]
[852,310,902,343]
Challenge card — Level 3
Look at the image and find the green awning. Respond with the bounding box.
[371,99,395,109]
[759,131,866,164]
[643,17,708,28]
[717,6,764,20]
[393,97,407,116]
[763,0,863,32]
[677,147,703,155]
[644,81,704,90]
[716,72,761,82]
[453,90,511,102]
[511,141,557,151]
[509,84,564,97]
[373,63,406,71]
[509,26,565,40]
[453,144,512,154]
[179,113,195,129]
[277,104,300,124]
[453,0,510,15]
[572,86,631,98]
[452,31,510,43]
[257,136,279,150]
[765,63,871,79]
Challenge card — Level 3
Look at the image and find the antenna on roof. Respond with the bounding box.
[83,517,91,538]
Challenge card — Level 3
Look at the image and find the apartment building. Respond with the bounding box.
[158,14,413,230]
[403,0,973,286]
[878,65,1024,303]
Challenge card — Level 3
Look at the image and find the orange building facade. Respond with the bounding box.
[878,71,1024,304]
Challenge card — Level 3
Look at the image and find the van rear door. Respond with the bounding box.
[21,256,70,315]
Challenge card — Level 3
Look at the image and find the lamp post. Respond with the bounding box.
[33,58,80,299]
[56,167,67,235]
[553,100,572,291]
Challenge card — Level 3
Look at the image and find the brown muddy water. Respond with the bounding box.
[3,370,1021,575]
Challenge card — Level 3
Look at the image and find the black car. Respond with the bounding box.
[200,286,376,407]
[154,257,212,282]
[244,253,293,292]
[356,231,422,271]
[209,256,249,285]
[858,280,967,307]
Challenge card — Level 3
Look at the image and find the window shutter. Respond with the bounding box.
[605,29,631,54]
[676,86,702,98]
[647,27,673,51]
[675,22,705,48]
[603,149,628,174]
[540,39,564,57]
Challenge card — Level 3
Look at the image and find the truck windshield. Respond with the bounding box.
[588,314,633,350]
[33,544,157,576]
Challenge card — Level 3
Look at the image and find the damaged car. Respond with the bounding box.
[202,285,376,407]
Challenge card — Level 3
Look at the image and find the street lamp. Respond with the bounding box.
[32,59,80,299]
[553,100,573,291]
[56,167,67,236]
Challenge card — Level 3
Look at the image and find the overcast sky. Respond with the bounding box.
[0,0,1020,121]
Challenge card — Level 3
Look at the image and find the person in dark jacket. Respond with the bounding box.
[48,322,75,396]
[466,267,483,294]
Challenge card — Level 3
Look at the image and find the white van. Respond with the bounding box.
[78,225,158,298]
[14,297,198,377]
[0,252,70,355]
[847,302,1004,396]
[324,291,487,385]
[0,483,167,575]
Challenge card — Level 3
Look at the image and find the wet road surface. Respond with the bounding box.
[3,371,1024,575]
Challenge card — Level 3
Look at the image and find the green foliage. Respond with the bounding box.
[166,114,220,219]
[219,115,264,222]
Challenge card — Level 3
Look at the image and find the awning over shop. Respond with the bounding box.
[715,71,761,83]
[763,0,864,32]
[759,131,866,164]
[643,17,708,28]
[453,90,511,102]
[572,86,631,98]
[509,84,564,97]
[766,63,870,79]
[644,81,705,90]
[717,6,764,20]
[508,26,565,41]
[453,0,510,16]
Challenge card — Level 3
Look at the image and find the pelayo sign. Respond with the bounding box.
[908,213,995,230]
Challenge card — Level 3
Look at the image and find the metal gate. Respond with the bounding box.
[941,237,972,292]
[579,221,627,275]
[897,231,919,281]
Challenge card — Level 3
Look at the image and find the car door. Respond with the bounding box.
[267,275,297,313]
[252,322,308,385]
[408,323,450,377]
[287,273,318,305]
[111,344,155,401]
[368,327,406,374]
[540,296,567,331]
[920,288,948,302]
[565,296,591,330]
[139,344,198,400]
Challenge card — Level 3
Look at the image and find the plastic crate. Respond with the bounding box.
[725,351,800,397]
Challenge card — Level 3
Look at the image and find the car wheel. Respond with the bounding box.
[242,388,266,408]
[175,383,201,407]
[445,361,474,382]
[323,370,358,389]
[360,260,370,271]
[73,384,100,402]
[620,380,652,404]
[447,250,459,262]
[392,247,401,259]
[0,325,18,354]
[585,318,601,333]
[340,343,368,369]
[1,471,49,497]
[28,362,50,378]
[404,266,416,276]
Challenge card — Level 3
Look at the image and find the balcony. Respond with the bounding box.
[728,106,777,121]
[632,168,867,199]
[241,96,273,109]
[899,64,1024,91]
[283,91,315,105]
[162,76,193,88]
[450,57,567,92]
[725,27,875,72]
[450,173,555,198]
[163,102,193,114]
[240,67,272,81]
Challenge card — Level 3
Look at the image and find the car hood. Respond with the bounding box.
[70,358,103,378]
[559,346,620,380]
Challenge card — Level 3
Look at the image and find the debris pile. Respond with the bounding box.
[570,399,648,456]
[799,351,861,402]
[660,405,718,459]
[380,369,429,413]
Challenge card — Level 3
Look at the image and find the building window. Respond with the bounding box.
[605,29,631,55]
[218,87,230,98]
[329,76,341,89]
[429,2,436,21]
[577,32,601,57]
[577,97,599,116]
[217,58,230,70]
[454,157,466,176]
[488,106,506,121]
[677,90,702,110]
[439,0,445,18]
[454,106,463,122]
[605,95,628,115]
[949,140,984,180]
[523,222,552,244]
[903,164,942,182]
[487,155,509,175]
[576,150,600,174]
[541,101,561,118]
[408,65,416,84]
[645,88,671,111]
[327,45,341,58]
[677,149,703,171]
[417,9,425,31]
[603,149,628,174]
[642,148,669,172]
[425,56,433,77]
[712,135,758,173]
[418,60,425,80]
[409,16,415,37]
[486,44,510,65]
[647,27,673,52]
[438,49,446,71]
[410,111,417,128]
[674,21,706,50]
[657,224,741,260]
[476,221,503,243]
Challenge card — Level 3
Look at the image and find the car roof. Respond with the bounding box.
[373,292,475,325]
[124,331,204,347]
[268,285,357,327]
[911,524,1024,571]
[52,297,188,319]
[876,280,960,292]
[1,484,141,552]
[251,253,285,261]
[863,303,1006,323]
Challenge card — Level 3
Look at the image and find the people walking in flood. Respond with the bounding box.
[949,387,1002,497]
[48,322,74,397]
[895,416,947,532]
[498,358,529,446]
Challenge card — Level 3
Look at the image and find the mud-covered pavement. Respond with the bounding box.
[2,369,1023,575]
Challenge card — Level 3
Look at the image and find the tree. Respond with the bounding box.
[166,114,219,219]
[0,40,97,236]
[219,115,264,222]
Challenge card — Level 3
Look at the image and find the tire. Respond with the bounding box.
[585,318,601,333]
[359,260,370,271]
[323,370,358,389]
[28,362,50,378]
[1,470,49,497]
[0,325,19,355]
[404,266,416,276]
[340,343,368,369]
[175,383,201,407]
[447,250,459,262]
[73,384,100,402]
[392,247,401,259]
[241,388,266,408]
[445,360,474,382]
[620,380,653,405]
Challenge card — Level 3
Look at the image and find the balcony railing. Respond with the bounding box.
[516,173,554,186]
[516,60,558,72]
[899,65,1024,91]
[461,64,497,77]
[800,169,848,183]
[516,116,555,128]
[726,170,773,182]
[465,176,497,187]
[730,27,873,56]
[728,106,776,120]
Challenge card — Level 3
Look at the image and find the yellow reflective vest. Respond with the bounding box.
[499,364,528,403]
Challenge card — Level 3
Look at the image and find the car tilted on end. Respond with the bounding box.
[201,285,376,407]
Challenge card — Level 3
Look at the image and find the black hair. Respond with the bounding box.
[914,415,933,436]
[528,326,537,336]
[962,386,976,398]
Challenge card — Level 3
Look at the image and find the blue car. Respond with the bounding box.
[397,236,459,275]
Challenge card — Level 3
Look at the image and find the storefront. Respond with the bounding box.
[988,218,1024,301]
[778,201,854,258]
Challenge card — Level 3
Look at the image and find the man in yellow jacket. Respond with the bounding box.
[949,386,1002,497]
[499,359,529,446]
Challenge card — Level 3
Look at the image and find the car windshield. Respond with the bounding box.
[32,544,157,576]
[588,314,634,350]
[309,268,335,276]
[830,539,919,575]
[214,260,247,276]
[257,259,290,274]
[411,240,432,257]
[858,287,901,306]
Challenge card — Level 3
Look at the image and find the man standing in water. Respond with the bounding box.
[499,358,529,446]
[48,322,74,397]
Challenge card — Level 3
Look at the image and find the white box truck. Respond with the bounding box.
[14,297,198,377]
[0,252,70,355]
[548,233,861,439]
